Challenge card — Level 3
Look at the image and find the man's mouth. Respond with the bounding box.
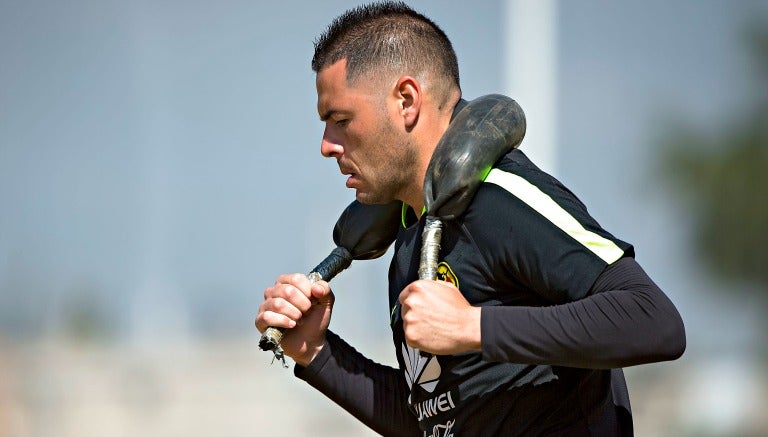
[345,172,359,188]
[340,164,359,188]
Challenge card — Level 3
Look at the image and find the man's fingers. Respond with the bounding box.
[256,298,302,326]
[264,282,313,313]
[256,281,311,333]
[256,277,333,333]
[310,280,333,301]
[255,309,297,332]
[274,273,313,295]
[271,297,306,320]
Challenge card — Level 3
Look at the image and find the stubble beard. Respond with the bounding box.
[356,121,418,205]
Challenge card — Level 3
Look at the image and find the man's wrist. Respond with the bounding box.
[294,340,326,368]
[465,306,483,351]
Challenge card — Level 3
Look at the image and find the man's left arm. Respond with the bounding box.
[480,256,686,368]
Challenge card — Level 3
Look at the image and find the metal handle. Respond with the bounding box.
[419,216,443,281]
[414,216,444,358]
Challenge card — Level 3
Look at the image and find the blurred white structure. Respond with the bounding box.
[503,0,558,175]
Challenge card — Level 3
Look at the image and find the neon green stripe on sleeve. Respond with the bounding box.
[484,168,624,264]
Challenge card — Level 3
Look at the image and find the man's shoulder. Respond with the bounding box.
[466,149,551,216]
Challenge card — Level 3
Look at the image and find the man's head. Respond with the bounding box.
[313,2,462,208]
[312,1,460,109]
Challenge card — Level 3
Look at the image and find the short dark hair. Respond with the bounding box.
[312,1,460,99]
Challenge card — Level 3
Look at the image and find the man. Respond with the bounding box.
[255,2,685,435]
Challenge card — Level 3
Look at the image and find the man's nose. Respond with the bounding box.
[321,125,343,158]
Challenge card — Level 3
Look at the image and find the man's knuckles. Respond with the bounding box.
[276,273,311,289]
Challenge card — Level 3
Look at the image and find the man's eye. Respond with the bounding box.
[335,119,349,126]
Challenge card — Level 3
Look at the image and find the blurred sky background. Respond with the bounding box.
[1,0,767,436]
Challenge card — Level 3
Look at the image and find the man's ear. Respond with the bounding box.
[394,76,421,129]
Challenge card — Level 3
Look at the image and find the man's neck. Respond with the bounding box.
[408,96,466,219]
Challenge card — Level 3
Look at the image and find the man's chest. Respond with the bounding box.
[388,220,540,317]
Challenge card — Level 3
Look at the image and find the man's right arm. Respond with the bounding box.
[256,274,419,435]
[295,330,421,437]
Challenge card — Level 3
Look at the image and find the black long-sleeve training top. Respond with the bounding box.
[296,149,685,436]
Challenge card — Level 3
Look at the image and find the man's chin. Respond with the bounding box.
[355,191,392,205]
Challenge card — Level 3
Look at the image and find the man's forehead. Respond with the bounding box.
[317,59,390,94]
[316,60,347,97]
[316,59,378,118]
[316,58,348,87]
[316,66,346,120]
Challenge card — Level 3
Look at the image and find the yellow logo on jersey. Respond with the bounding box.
[436,262,459,288]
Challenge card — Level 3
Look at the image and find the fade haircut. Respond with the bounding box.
[312,1,461,105]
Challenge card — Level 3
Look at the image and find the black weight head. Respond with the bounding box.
[332,200,401,260]
[424,94,526,220]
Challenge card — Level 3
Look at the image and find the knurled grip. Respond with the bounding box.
[418,216,443,280]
